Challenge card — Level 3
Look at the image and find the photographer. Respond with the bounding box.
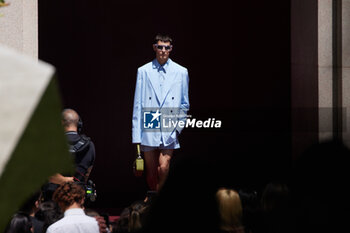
[50,108,96,185]
[43,109,96,204]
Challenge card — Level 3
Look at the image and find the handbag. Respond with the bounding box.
[133,144,144,177]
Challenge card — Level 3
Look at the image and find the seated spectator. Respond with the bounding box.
[46,182,99,233]
[260,181,291,233]
[99,213,111,233]
[113,207,129,233]
[261,182,289,213]
[18,190,45,233]
[238,189,259,233]
[113,200,150,233]
[85,209,110,233]
[36,201,62,232]
[5,212,33,233]
[128,200,149,232]
[216,188,245,233]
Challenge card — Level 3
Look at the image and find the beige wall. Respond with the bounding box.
[0,0,38,58]
[318,0,333,142]
[342,0,350,146]
[318,0,350,145]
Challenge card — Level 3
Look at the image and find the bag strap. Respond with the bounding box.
[69,135,91,153]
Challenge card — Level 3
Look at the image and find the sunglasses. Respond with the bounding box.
[154,44,172,51]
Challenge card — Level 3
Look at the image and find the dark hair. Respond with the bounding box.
[261,182,289,212]
[5,212,32,233]
[36,201,62,232]
[114,207,130,233]
[53,182,85,210]
[129,200,149,232]
[154,34,173,44]
[114,200,150,233]
[18,190,42,215]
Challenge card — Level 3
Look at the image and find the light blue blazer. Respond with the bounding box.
[132,58,190,147]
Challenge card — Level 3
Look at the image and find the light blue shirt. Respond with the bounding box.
[132,58,190,147]
[157,60,168,101]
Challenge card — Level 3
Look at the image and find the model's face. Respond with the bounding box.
[153,41,172,65]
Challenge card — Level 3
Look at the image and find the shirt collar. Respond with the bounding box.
[152,58,171,73]
[64,208,85,217]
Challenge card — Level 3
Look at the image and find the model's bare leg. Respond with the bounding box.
[158,149,173,190]
[144,149,160,191]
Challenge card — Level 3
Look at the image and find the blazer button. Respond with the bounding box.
[149,97,151,100]
[172,97,174,100]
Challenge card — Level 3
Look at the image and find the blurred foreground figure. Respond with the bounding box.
[5,213,33,233]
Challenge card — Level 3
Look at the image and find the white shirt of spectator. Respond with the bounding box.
[46,208,99,233]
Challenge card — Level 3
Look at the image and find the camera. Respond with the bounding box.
[85,180,97,202]
[75,180,97,203]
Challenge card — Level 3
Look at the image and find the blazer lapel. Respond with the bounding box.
[160,70,176,106]
[148,60,162,104]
